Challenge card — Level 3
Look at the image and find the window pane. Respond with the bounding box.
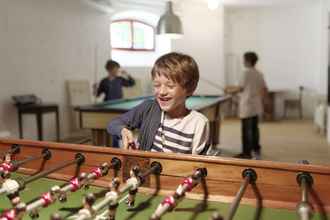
[111,21,132,48]
[133,22,154,50]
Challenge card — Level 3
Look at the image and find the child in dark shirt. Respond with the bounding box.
[94,60,135,102]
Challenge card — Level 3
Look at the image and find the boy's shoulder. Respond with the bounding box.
[137,98,160,111]
[189,110,209,124]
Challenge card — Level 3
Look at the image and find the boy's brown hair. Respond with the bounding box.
[105,60,120,72]
[244,52,258,67]
[151,52,199,94]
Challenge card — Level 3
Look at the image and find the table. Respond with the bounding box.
[75,95,230,146]
[0,139,329,220]
[0,176,327,220]
[16,103,60,141]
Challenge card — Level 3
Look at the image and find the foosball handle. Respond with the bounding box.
[296,172,313,186]
[111,157,122,171]
[242,168,257,183]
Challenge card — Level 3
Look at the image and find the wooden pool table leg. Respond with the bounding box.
[210,120,220,146]
[91,129,113,147]
[92,129,104,146]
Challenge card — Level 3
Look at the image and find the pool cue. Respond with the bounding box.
[150,168,207,220]
[93,44,99,104]
[0,153,85,202]
[226,168,257,220]
[296,172,314,220]
[74,162,162,220]
[0,144,20,162]
[0,149,51,179]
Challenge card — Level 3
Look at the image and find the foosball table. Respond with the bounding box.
[0,138,329,220]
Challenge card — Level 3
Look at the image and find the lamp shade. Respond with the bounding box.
[157,1,183,38]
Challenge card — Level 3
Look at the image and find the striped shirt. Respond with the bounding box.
[151,110,209,154]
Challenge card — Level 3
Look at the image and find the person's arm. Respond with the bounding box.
[119,70,135,87]
[224,85,243,94]
[96,79,106,97]
[191,119,210,155]
[225,72,246,95]
[107,100,151,149]
[260,74,269,104]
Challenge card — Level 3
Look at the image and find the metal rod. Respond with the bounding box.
[0,144,20,159]
[12,149,51,169]
[226,176,250,220]
[23,153,84,186]
[139,161,162,181]
[296,172,314,220]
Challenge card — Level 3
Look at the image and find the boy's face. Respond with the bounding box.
[153,74,190,113]
[107,67,120,77]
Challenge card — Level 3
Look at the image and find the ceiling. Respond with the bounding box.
[111,0,311,7]
[86,0,313,13]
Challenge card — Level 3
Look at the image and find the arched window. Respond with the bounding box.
[111,19,155,51]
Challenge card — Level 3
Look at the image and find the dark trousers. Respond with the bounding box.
[241,115,261,155]
[112,135,120,148]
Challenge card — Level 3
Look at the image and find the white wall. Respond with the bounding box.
[225,1,325,117]
[172,1,225,95]
[0,0,111,140]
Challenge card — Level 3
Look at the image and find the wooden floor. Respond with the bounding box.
[219,118,330,165]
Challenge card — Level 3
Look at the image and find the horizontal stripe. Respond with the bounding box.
[153,142,172,153]
[163,126,194,138]
[156,131,192,147]
[151,144,164,152]
[157,128,193,142]
[154,135,191,151]
[154,139,191,154]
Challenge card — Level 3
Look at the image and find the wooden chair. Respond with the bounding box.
[64,80,92,144]
[283,86,304,119]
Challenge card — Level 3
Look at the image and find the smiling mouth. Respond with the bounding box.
[158,97,172,102]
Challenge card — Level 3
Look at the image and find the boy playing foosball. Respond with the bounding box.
[107,52,211,155]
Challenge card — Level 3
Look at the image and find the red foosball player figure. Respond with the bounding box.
[8,192,21,208]
[0,154,14,182]
[0,202,26,220]
[126,166,140,207]
[107,177,121,220]
[150,168,207,220]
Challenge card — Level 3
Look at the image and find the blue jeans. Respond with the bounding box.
[111,135,120,148]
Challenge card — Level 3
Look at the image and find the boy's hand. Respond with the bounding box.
[118,69,129,78]
[121,128,136,150]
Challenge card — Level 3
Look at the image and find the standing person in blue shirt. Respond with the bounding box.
[94,60,135,148]
[95,60,135,102]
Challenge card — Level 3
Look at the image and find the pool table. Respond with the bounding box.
[0,139,329,220]
[75,95,230,146]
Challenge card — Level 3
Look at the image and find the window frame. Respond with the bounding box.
[111,19,156,52]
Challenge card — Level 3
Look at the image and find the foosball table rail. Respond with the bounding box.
[1,138,330,213]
